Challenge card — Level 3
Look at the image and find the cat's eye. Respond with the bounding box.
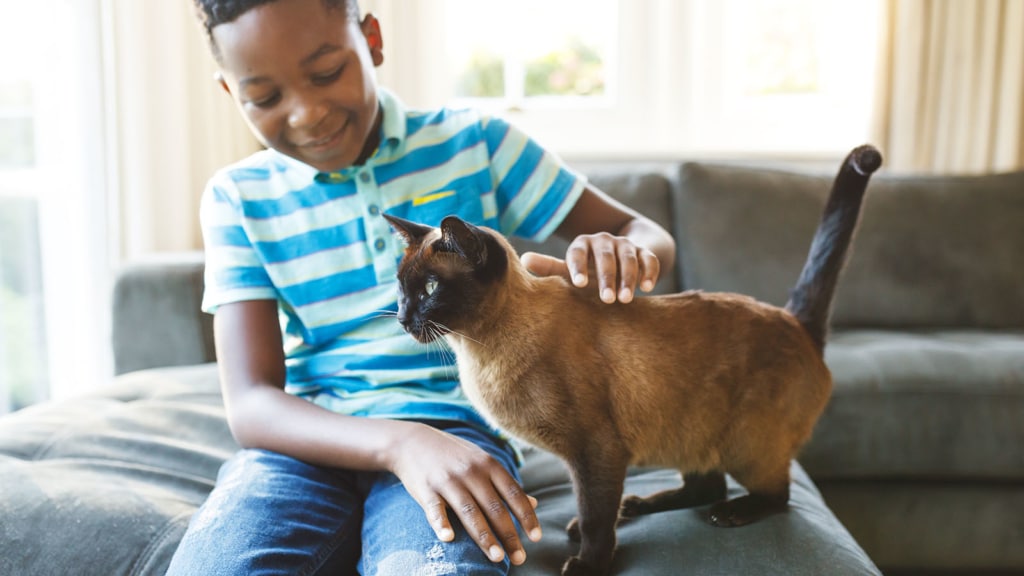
[423,279,438,298]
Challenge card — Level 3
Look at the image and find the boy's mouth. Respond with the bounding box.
[299,121,348,151]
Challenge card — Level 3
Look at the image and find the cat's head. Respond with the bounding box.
[384,214,511,343]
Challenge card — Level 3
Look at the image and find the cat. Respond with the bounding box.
[384,144,881,576]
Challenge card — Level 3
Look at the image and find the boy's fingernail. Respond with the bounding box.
[642,280,654,292]
[573,273,586,286]
[530,527,543,541]
[438,528,454,541]
[489,545,504,562]
[619,288,633,302]
[601,288,615,302]
[511,550,526,565]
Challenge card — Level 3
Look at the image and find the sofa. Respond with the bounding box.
[2,157,1022,575]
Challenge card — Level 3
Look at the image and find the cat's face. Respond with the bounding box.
[384,215,509,343]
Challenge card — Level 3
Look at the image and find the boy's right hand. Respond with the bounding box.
[388,423,542,566]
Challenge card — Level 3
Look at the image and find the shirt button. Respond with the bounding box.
[368,204,380,216]
[360,172,371,183]
[374,238,386,252]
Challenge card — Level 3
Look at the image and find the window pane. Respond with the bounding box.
[0,117,35,168]
[445,0,615,103]
[744,0,818,95]
[1,4,49,413]
[0,197,49,413]
[457,50,505,99]
[524,36,606,97]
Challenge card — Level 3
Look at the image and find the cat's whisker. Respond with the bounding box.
[435,322,485,347]
[368,309,399,320]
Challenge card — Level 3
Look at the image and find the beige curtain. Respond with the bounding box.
[106,0,261,260]
[873,0,1024,174]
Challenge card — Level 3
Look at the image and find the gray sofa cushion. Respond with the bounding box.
[0,365,234,575]
[803,329,1024,480]
[674,163,1024,329]
[112,254,215,375]
[0,364,879,576]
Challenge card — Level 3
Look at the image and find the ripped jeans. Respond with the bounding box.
[165,421,518,576]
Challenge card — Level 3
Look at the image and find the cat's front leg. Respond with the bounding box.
[561,450,629,576]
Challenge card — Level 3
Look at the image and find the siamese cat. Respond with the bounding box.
[385,144,881,576]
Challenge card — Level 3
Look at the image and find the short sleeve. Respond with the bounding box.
[483,116,587,242]
[199,174,277,313]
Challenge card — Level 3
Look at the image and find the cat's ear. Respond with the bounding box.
[440,215,487,266]
[383,214,434,246]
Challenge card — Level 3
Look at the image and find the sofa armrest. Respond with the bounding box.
[111,252,215,375]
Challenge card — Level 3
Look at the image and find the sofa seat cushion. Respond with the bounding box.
[801,329,1024,480]
[1,364,879,575]
[514,447,879,575]
[0,364,236,575]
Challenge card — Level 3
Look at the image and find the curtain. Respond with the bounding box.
[107,0,261,260]
[873,0,1024,174]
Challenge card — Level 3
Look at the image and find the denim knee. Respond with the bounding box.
[364,540,509,576]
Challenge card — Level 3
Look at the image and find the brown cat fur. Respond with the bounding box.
[385,145,882,576]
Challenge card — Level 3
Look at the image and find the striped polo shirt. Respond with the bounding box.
[200,88,586,431]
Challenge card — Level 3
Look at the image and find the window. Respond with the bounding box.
[444,0,616,109]
[1,3,49,412]
[0,0,112,412]
[375,0,882,159]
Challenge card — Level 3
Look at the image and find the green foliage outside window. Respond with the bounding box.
[525,37,605,97]
[456,37,605,100]
[456,51,505,99]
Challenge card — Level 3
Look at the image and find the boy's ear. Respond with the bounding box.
[361,13,384,67]
[214,71,232,96]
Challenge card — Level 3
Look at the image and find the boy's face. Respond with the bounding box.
[212,0,384,172]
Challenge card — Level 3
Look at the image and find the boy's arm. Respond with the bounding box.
[213,299,541,565]
[522,185,676,303]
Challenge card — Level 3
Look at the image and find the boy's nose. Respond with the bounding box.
[288,97,328,130]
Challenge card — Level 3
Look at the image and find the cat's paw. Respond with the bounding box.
[561,555,608,576]
[619,494,647,518]
[565,516,581,542]
[708,495,787,527]
[708,500,747,527]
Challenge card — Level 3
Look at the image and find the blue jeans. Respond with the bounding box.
[165,420,520,576]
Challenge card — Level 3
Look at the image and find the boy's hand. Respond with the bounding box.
[389,423,541,565]
[521,232,660,303]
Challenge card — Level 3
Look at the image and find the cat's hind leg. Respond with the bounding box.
[619,470,726,519]
[708,460,790,527]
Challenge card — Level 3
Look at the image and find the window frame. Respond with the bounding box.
[370,0,882,160]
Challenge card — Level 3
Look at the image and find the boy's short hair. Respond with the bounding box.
[193,0,361,58]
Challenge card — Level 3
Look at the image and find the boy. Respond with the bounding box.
[169,0,675,574]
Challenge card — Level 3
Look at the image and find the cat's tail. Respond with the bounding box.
[785,144,882,353]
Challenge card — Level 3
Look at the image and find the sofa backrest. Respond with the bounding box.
[673,162,1024,329]
[112,253,216,375]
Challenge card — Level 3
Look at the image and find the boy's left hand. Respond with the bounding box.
[521,232,660,304]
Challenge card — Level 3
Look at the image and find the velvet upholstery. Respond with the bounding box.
[0,363,880,576]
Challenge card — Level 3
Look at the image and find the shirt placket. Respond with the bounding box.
[355,168,398,283]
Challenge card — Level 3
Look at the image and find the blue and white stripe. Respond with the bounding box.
[200,88,586,428]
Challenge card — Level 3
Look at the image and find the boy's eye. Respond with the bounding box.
[312,66,343,85]
[249,92,281,108]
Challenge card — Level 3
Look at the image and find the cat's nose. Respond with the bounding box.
[396,308,412,331]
